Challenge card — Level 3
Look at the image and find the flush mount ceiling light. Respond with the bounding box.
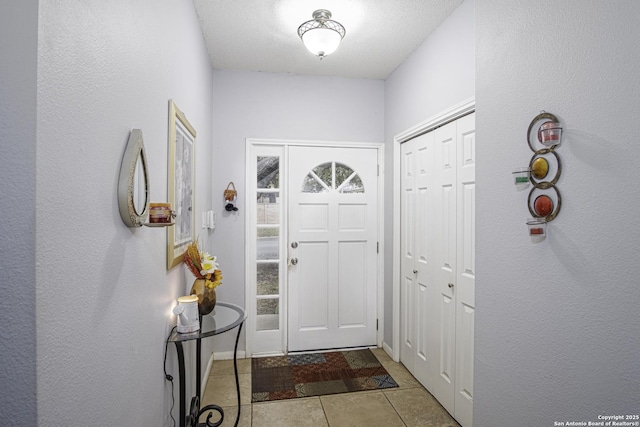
[297,9,346,59]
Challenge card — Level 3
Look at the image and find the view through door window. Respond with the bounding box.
[256,156,280,331]
[302,162,364,194]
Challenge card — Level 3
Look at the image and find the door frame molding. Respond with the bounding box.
[391,97,475,362]
[246,138,385,356]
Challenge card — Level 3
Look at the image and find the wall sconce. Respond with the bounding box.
[298,9,346,59]
[518,111,564,239]
[118,129,174,228]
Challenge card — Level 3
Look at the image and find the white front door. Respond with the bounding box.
[288,146,379,351]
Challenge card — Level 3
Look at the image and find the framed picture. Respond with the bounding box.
[167,99,197,269]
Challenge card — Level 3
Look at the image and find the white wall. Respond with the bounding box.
[211,69,384,349]
[0,1,38,425]
[35,1,213,425]
[383,0,475,344]
[475,0,640,423]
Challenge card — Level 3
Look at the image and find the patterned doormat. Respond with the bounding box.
[251,348,398,402]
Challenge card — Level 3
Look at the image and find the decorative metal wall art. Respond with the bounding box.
[514,111,564,238]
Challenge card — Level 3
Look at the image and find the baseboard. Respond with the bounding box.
[201,353,215,396]
[382,341,395,361]
[213,350,247,360]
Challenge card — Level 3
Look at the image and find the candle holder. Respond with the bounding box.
[538,121,563,147]
[518,111,564,241]
[144,202,176,227]
[512,167,531,185]
[149,203,173,223]
[527,111,561,152]
[526,218,547,238]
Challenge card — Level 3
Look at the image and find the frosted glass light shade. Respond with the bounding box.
[297,9,345,58]
[302,28,342,57]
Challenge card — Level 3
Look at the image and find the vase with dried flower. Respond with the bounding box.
[184,240,223,316]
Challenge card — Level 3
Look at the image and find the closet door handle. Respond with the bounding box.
[413,269,418,274]
[448,283,454,289]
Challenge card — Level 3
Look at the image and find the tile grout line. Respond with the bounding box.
[318,396,331,427]
[381,390,409,427]
[317,396,331,427]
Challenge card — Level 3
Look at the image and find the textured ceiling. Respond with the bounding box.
[192,0,464,80]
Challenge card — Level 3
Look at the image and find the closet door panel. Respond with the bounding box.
[431,121,457,414]
[455,302,475,427]
[455,113,476,427]
[415,132,436,389]
[400,140,416,373]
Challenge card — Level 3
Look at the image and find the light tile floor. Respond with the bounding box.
[200,348,460,427]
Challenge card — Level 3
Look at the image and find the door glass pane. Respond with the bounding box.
[257,298,278,314]
[335,163,354,189]
[257,227,279,260]
[257,191,279,224]
[302,173,328,193]
[339,174,364,193]
[256,298,279,331]
[257,263,279,295]
[256,228,280,260]
[312,163,332,188]
[257,227,278,238]
[302,162,365,194]
[257,156,279,189]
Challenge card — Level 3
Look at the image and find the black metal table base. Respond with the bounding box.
[173,318,244,427]
[188,396,224,427]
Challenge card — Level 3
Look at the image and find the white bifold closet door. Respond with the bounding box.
[400,112,475,427]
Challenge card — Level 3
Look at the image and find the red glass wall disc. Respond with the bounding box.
[534,195,554,217]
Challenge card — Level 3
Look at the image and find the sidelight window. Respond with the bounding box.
[256,156,281,331]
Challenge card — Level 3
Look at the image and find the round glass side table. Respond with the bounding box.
[168,302,246,427]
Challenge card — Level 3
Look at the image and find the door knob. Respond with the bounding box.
[291,257,298,265]
[413,269,418,274]
[448,283,454,288]
[291,242,298,249]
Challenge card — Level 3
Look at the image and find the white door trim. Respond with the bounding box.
[246,138,385,356]
[391,97,475,362]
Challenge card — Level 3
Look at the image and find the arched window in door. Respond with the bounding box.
[302,162,364,194]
